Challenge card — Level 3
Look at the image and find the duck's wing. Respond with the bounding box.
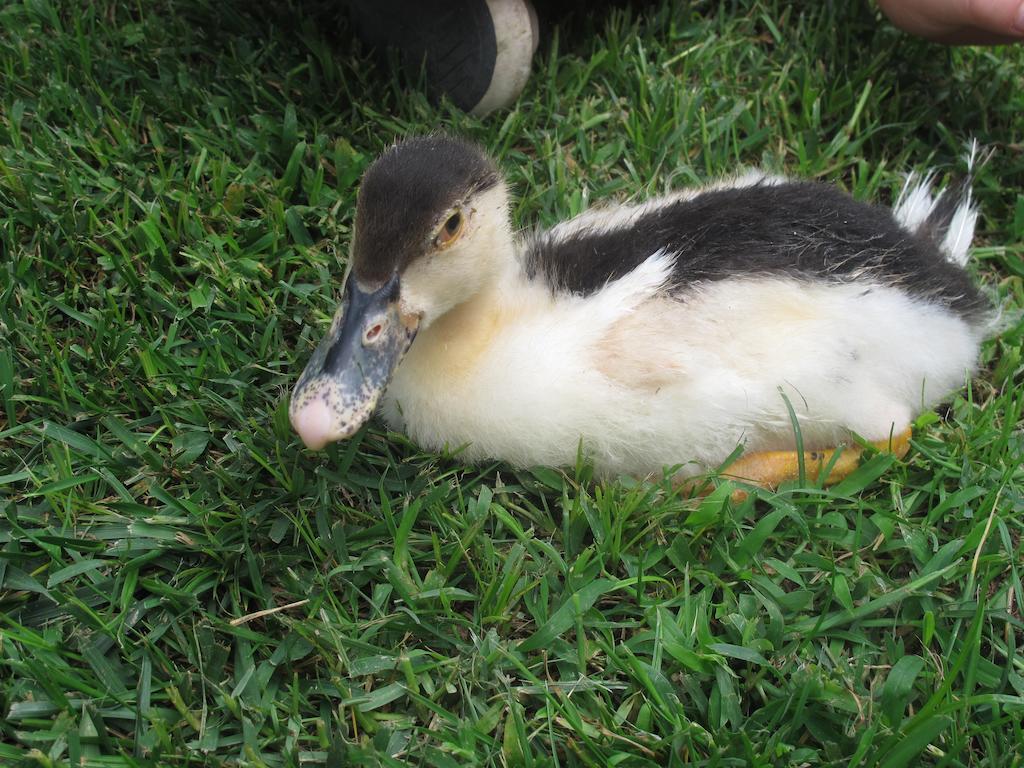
[522,178,986,320]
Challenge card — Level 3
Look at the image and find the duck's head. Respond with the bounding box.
[289,135,511,450]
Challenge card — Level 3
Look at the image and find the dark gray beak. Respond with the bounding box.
[289,273,418,449]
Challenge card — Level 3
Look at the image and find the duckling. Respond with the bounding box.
[289,135,989,485]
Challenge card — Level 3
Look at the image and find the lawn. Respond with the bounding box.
[2,0,1023,765]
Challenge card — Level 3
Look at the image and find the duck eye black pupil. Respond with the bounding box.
[446,214,460,233]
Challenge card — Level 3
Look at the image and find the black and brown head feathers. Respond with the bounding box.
[352,135,501,285]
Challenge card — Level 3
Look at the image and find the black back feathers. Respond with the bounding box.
[524,181,986,318]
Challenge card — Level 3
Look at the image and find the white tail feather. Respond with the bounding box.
[941,191,977,268]
[892,143,980,268]
[942,140,982,268]
[893,171,940,232]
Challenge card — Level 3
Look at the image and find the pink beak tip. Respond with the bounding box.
[290,398,335,451]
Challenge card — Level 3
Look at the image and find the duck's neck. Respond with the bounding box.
[421,252,522,343]
[400,248,539,387]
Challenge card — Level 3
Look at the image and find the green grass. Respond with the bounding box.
[2,0,1023,765]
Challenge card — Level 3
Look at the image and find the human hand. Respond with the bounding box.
[878,0,1024,44]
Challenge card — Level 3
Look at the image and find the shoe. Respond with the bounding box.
[349,0,539,116]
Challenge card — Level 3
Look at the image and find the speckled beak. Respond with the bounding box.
[290,273,417,450]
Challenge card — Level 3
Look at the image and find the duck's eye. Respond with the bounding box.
[435,211,464,248]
